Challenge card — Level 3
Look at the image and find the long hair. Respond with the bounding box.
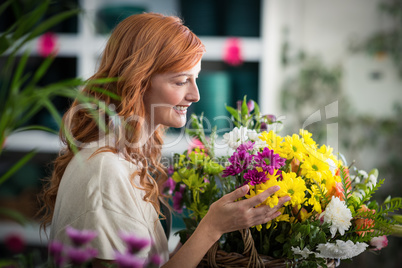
[38,13,205,232]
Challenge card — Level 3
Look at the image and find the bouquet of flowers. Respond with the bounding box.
[165,96,402,268]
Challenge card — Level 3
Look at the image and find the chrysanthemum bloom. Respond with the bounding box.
[114,251,144,268]
[300,151,331,184]
[320,196,353,238]
[246,170,281,208]
[244,168,267,185]
[299,129,317,151]
[222,126,249,149]
[259,131,284,153]
[282,134,306,161]
[277,172,307,207]
[355,205,375,236]
[369,235,388,250]
[254,147,286,174]
[119,233,151,254]
[315,240,368,259]
[66,227,97,247]
[222,149,252,177]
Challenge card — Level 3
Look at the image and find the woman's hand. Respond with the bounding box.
[198,184,290,242]
[163,185,289,268]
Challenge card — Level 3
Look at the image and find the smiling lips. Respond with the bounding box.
[173,105,189,115]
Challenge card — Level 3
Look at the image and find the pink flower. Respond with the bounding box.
[114,251,143,268]
[66,226,97,247]
[66,247,97,265]
[370,235,388,250]
[148,254,163,267]
[5,233,25,253]
[173,184,186,213]
[223,38,243,66]
[38,32,58,57]
[163,177,176,195]
[188,138,205,151]
[119,232,151,254]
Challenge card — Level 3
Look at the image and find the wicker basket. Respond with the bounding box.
[198,229,335,268]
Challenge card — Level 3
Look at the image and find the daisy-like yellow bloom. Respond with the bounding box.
[245,169,281,208]
[299,129,317,152]
[259,131,287,158]
[300,150,331,184]
[266,207,291,229]
[282,134,306,161]
[277,172,307,207]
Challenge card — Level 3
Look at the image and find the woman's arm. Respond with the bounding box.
[162,184,290,268]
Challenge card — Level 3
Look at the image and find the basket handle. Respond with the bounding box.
[240,229,264,268]
[205,229,264,268]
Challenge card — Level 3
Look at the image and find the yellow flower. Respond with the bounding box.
[300,151,331,183]
[307,184,326,213]
[259,131,287,158]
[299,129,317,151]
[277,172,307,207]
[282,134,306,161]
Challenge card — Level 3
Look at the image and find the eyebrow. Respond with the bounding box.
[170,71,201,78]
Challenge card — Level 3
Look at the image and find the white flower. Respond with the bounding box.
[326,158,337,176]
[246,129,260,141]
[366,174,377,189]
[291,246,314,259]
[315,240,368,259]
[350,174,360,183]
[358,170,368,179]
[222,126,249,149]
[320,196,352,238]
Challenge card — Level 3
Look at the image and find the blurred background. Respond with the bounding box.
[0,0,401,266]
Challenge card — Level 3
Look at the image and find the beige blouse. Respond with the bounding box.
[49,141,169,265]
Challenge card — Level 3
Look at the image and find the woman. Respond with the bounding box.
[39,13,290,267]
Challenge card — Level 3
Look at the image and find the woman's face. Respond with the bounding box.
[144,61,201,129]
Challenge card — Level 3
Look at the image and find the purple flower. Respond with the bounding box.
[236,100,255,114]
[49,241,64,257]
[223,149,253,177]
[148,254,163,267]
[254,147,285,174]
[66,226,97,247]
[163,177,176,195]
[167,166,174,176]
[120,233,151,254]
[114,251,144,268]
[173,184,186,213]
[66,247,97,265]
[244,169,267,185]
[237,141,254,152]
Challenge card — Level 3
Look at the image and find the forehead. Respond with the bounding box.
[163,61,202,78]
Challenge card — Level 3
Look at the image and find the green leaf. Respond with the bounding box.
[241,95,248,116]
[89,86,121,100]
[12,0,48,40]
[24,9,80,44]
[0,35,11,55]
[0,149,36,186]
[0,207,29,226]
[225,105,240,122]
[13,125,59,135]
[24,54,55,90]
[0,0,13,17]
[10,49,30,94]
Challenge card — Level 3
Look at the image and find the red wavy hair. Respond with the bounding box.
[38,13,205,232]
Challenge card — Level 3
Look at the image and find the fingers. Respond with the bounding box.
[250,195,291,225]
[221,184,249,203]
[242,185,281,208]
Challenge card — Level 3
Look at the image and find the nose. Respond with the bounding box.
[186,81,200,103]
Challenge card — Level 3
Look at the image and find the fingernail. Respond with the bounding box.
[273,185,280,191]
